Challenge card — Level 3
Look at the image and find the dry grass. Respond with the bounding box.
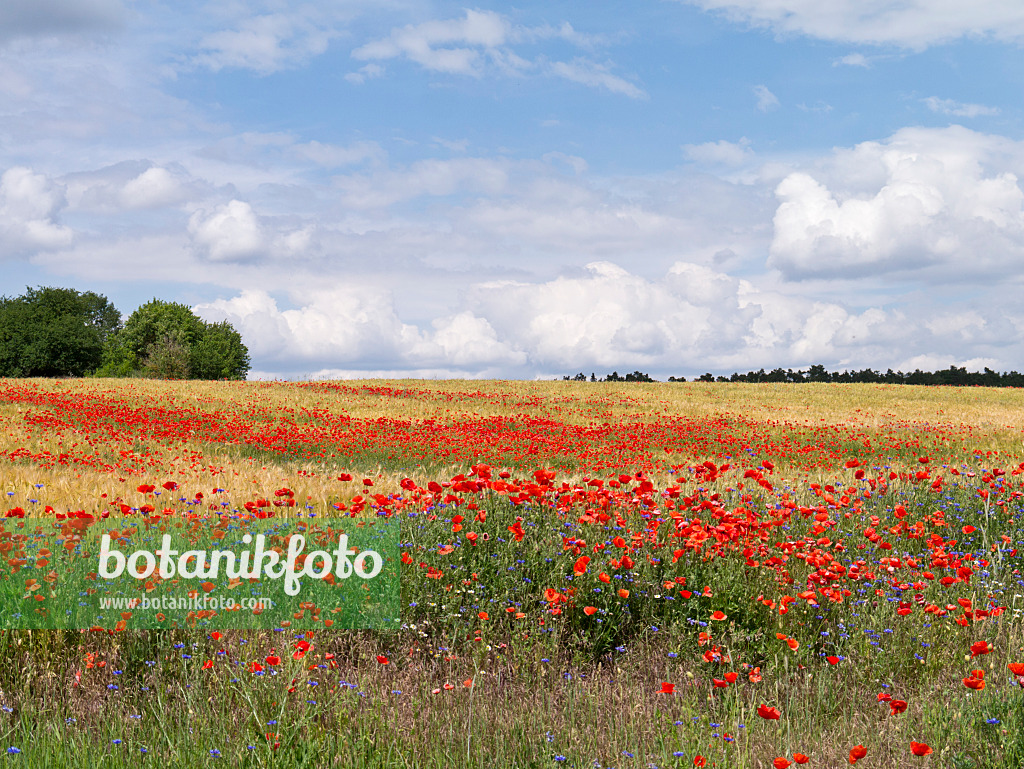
[3,378,1024,514]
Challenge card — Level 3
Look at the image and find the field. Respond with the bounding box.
[0,378,1022,768]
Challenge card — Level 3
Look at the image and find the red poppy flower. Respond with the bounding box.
[265,655,281,666]
[910,742,932,757]
[583,606,598,616]
[1008,662,1024,676]
[757,704,781,720]
[889,700,908,715]
[793,754,809,764]
[693,757,706,768]
[710,610,727,621]
[773,759,790,769]
[970,640,991,657]
[849,744,867,763]
[659,682,675,694]
[376,655,389,665]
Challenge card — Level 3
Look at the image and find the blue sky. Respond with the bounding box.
[4,0,1024,379]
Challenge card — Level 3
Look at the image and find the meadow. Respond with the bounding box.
[0,377,1022,768]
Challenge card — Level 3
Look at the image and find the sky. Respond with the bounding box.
[3,0,1024,380]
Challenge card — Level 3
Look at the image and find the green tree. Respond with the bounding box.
[0,286,121,377]
[189,321,250,380]
[97,298,250,380]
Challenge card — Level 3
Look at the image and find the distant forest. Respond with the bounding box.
[565,365,1024,387]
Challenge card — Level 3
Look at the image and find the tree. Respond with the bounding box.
[189,321,250,380]
[0,286,121,377]
[97,299,250,380]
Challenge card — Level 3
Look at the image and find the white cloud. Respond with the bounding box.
[344,62,384,84]
[352,9,509,75]
[192,260,1024,379]
[754,84,780,112]
[195,287,431,369]
[683,138,753,166]
[686,0,1024,48]
[0,166,73,256]
[188,200,265,261]
[429,312,527,366]
[120,167,185,208]
[60,161,205,213]
[768,126,1024,278]
[926,311,987,340]
[892,353,999,373]
[923,97,1000,118]
[833,53,870,67]
[548,58,646,99]
[351,10,644,97]
[194,12,335,74]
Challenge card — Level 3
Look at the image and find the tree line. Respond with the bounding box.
[565,364,1024,387]
[562,371,656,382]
[687,364,1024,387]
[0,287,250,380]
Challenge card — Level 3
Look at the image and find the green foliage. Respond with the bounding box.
[0,286,121,377]
[143,334,193,379]
[190,320,251,380]
[0,288,251,381]
[97,298,250,380]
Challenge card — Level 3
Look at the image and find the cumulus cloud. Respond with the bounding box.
[0,166,73,257]
[685,0,1024,48]
[63,161,202,211]
[923,97,1000,118]
[768,126,1024,278]
[190,261,1024,379]
[188,200,266,261]
[194,288,412,365]
[0,0,124,42]
[193,288,523,371]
